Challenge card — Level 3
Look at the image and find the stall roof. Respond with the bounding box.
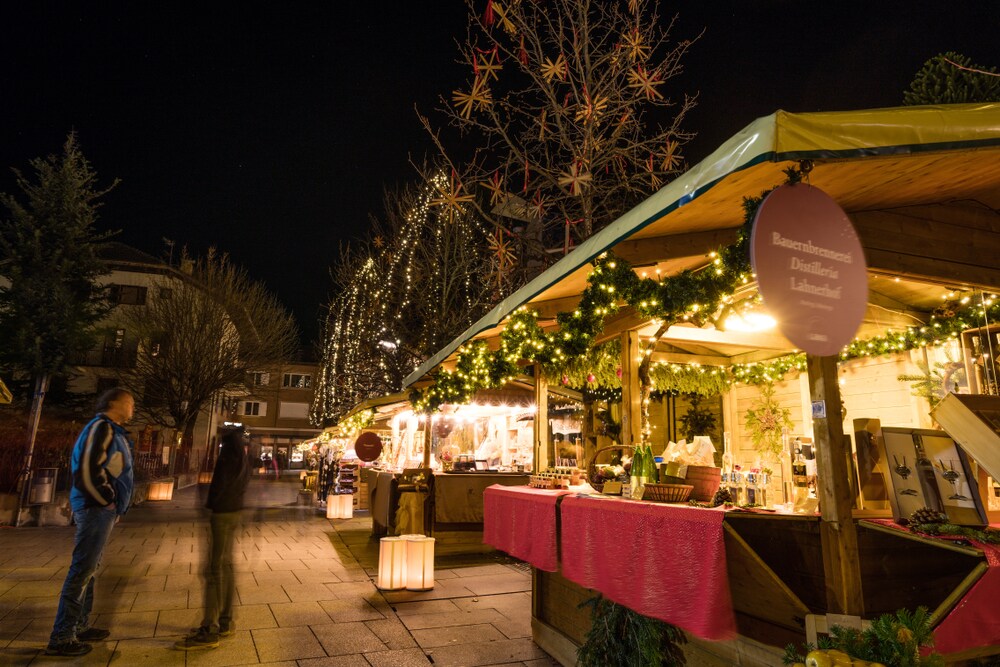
[405,103,1000,387]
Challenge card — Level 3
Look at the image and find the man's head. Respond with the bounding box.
[96,388,135,425]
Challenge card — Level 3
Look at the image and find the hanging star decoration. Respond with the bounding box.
[646,153,663,189]
[430,174,475,222]
[488,229,517,286]
[490,1,517,35]
[480,172,507,207]
[558,162,593,196]
[574,93,608,124]
[658,140,682,171]
[628,0,639,13]
[628,66,663,100]
[530,189,547,220]
[452,76,492,119]
[476,48,503,82]
[372,235,385,249]
[621,28,650,63]
[540,53,568,82]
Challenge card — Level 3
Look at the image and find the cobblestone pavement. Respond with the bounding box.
[0,479,559,667]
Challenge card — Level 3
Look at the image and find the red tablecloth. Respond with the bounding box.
[483,485,571,572]
[560,495,736,641]
[864,519,1000,656]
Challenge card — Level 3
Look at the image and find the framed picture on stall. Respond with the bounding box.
[880,427,987,527]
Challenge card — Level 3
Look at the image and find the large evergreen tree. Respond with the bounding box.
[0,133,116,381]
[903,51,1000,105]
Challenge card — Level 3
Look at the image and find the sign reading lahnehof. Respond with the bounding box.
[751,184,868,356]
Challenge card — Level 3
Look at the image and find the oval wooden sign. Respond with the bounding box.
[354,431,383,462]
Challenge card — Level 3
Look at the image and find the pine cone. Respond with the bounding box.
[909,507,947,526]
[711,487,733,507]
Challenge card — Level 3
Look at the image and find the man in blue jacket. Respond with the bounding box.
[46,388,135,657]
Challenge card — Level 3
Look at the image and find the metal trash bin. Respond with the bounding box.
[28,467,59,505]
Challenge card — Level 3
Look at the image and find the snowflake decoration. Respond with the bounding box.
[540,53,568,82]
[372,235,385,249]
[658,140,682,171]
[621,28,650,63]
[491,1,517,35]
[476,49,503,82]
[529,189,547,220]
[479,172,506,207]
[430,174,475,222]
[558,162,593,196]
[627,66,663,100]
[574,94,608,124]
[452,76,492,119]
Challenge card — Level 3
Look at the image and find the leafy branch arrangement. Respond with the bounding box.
[743,382,793,460]
[578,596,686,667]
[783,607,944,667]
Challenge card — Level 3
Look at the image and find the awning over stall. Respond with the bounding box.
[405,103,1000,386]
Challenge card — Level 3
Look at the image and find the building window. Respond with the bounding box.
[282,373,312,389]
[241,401,266,417]
[109,284,148,305]
[250,371,270,386]
[278,401,309,420]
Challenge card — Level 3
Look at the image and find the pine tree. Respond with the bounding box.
[903,51,1000,105]
[0,133,117,379]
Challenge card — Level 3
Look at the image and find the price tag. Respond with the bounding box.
[604,481,623,495]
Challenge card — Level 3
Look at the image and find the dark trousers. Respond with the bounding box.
[50,507,117,643]
[201,511,241,632]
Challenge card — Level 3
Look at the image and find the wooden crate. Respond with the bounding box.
[353,482,369,510]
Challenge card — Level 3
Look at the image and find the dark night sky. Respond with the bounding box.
[2,2,997,346]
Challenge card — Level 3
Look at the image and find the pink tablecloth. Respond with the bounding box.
[560,495,736,641]
[483,485,571,572]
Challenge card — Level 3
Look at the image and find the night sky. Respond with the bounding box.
[2,2,997,347]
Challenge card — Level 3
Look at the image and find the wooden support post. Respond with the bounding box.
[534,365,549,472]
[422,416,432,468]
[621,331,642,450]
[807,354,864,616]
[582,399,596,467]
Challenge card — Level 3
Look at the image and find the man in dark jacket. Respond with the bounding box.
[175,428,250,650]
[47,388,135,657]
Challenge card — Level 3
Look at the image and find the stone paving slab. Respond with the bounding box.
[0,479,559,666]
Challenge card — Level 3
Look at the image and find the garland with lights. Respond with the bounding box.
[336,409,375,439]
[411,168,1000,412]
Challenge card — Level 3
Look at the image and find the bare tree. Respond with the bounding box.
[116,248,298,466]
[422,0,701,265]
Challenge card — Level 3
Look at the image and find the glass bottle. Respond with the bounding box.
[721,432,734,477]
[792,448,810,512]
[744,472,757,506]
[630,448,645,500]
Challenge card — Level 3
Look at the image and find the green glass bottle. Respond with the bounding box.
[644,445,660,483]
[630,447,644,499]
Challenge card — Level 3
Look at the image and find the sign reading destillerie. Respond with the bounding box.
[751,184,868,356]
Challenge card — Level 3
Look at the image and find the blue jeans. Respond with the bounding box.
[201,511,240,632]
[49,506,117,644]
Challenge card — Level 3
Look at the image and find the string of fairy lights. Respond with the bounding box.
[312,172,491,426]
[411,170,1000,412]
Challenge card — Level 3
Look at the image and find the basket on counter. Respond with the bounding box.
[642,483,694,503]
[587,445,634,493]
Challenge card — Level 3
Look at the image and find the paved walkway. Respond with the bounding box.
[0,479,557,667]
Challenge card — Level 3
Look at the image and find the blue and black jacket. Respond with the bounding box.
[70,413,135,515]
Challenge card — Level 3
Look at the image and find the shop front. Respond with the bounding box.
[402,104,1000,664]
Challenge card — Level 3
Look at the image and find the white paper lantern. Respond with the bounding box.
[376,537,406,590]
[403,535,435,591]
[326,493,353,519]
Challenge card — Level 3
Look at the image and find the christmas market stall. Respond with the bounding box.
[403,104,1000,665]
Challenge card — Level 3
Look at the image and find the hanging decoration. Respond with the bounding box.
[430,173,476,222]
[452,76,493,119]
[540,53,568,82]
[480,171,507,207]
[558,162,593,196]
[620,28,650,63]
[658,140,682,171]
[627,65,663,99]
[476,47,503,81]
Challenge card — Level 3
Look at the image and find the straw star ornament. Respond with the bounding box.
[628,66,663,100]
[540,54,568,82]
[574,94,608,124]
[480,172,507,207]
[558,162,593,196]
[659,140,682,171]
[430,175,475,222]
[476,49,503,82]
[621,29,650,63]
[452,76,492,119]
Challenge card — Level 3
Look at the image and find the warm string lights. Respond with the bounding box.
[411,166,1000,411]
[313,171,493,425]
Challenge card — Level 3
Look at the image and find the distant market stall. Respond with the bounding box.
[403,103,1000,665]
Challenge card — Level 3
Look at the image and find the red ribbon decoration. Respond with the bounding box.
[519,36,528,65]
[564,218,582,255]
[484,0,494,26]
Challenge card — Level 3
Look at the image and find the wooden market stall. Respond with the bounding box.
[403,103,1000,665]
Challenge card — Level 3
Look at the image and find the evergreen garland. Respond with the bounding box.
[578,596,686,667]
[410,165,999,413]
[903,51,1000,105]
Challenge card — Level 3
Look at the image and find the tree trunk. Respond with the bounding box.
[15,374,50,527]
